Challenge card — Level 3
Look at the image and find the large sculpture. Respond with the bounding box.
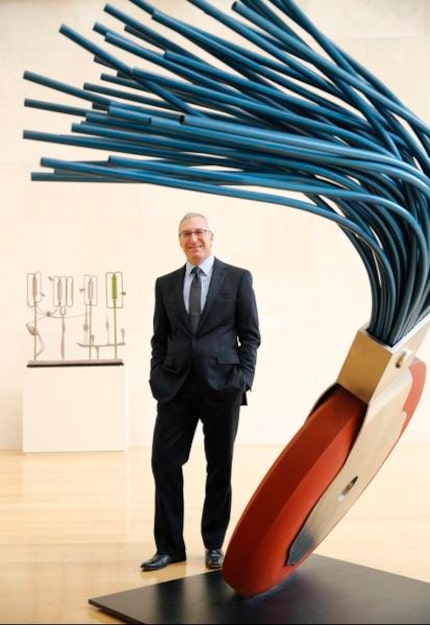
[23,0,430,598]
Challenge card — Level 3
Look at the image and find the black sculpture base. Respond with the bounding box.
[88,554,430,624]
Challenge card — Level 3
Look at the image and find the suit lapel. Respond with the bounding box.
[200,259,226,324]
[173,266,189,326]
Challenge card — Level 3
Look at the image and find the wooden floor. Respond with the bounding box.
[0,440,429,624]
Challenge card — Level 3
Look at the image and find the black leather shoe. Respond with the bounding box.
[140,552,186,571]
[205,548,224,570]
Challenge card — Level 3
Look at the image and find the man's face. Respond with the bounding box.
[179,216,213,265]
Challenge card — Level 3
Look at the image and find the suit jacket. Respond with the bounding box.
[149,258,261,404]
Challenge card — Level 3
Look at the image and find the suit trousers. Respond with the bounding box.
[150,371,242,556]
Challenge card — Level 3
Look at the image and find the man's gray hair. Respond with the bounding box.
[178,212,210,235]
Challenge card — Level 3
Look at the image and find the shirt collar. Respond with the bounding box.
[186,255,215,277]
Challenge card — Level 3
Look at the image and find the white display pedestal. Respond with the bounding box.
[23,360,129,453]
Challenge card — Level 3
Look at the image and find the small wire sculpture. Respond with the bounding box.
[26,270,126,362]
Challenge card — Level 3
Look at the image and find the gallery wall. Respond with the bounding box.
[1,0,430,449]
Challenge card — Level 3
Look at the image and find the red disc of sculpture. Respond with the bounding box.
[223,358,426,598]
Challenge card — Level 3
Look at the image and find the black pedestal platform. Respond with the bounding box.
[88,554,430,624]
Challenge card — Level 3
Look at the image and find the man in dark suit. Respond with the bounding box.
[141,212,261,571]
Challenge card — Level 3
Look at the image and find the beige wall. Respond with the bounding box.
[2,0,430,449]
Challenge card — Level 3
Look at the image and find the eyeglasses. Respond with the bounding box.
[179,229,210,239]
